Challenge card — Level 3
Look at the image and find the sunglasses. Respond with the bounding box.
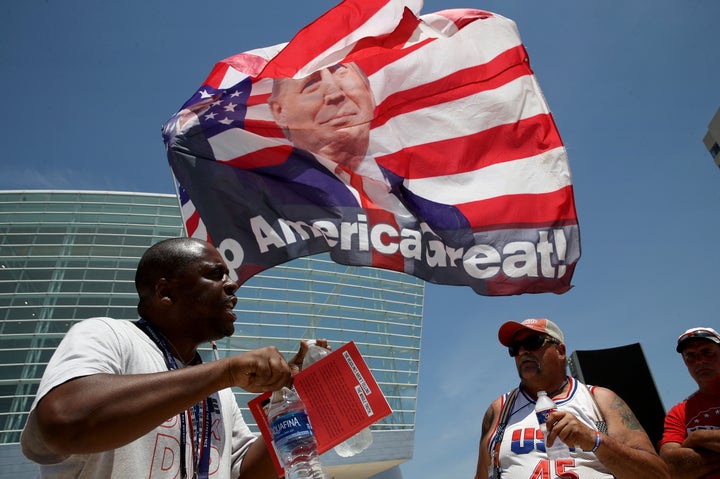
[508,334,559,357]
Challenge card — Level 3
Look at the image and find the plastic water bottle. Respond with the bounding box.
[535,390,571,460]
[267,387,326,479]
[302,341,373,457]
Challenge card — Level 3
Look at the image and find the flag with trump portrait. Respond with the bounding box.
[163,0,580,296]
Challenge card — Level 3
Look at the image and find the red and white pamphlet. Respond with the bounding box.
[248,341,392,475]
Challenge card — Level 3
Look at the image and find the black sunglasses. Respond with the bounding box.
[508,334,559,357]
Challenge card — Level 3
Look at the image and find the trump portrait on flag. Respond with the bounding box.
[265,61,473,236]
[163,0,580,296]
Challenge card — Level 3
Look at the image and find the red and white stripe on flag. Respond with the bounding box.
[166,0,580,296]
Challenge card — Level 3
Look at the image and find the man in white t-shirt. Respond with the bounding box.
[21,237,314,478]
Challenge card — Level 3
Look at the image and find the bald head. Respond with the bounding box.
[135,237,210,299]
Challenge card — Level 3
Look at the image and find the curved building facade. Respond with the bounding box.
[0,190,423,478]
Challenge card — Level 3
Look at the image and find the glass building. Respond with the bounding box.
[0,190,423,478]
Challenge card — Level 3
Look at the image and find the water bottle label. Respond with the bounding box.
[536,409,554,425]
[270,411,314,443]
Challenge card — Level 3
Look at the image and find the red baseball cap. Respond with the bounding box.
[498,318,565,347]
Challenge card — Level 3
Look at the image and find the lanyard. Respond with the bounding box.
[489,388,518,479]
[136,319,212,479]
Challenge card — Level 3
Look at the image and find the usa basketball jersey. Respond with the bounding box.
[490,377,614,478]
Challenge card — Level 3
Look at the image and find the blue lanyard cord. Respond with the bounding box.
[188,399,213,479]
[135,319,212,479]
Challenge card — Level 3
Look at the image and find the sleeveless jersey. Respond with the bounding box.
[489,377,614,478]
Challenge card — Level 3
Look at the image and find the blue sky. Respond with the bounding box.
[2,1,720,477]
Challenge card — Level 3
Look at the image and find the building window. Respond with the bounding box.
[711,142,720,158]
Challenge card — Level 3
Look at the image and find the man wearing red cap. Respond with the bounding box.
[475,318,669,479]
[659,327,720,478]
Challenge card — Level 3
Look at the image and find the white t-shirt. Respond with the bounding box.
[21,317,257,478]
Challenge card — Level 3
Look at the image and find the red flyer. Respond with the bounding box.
[248,341,392,476]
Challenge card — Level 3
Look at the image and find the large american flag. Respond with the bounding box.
[163,0,580,296]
